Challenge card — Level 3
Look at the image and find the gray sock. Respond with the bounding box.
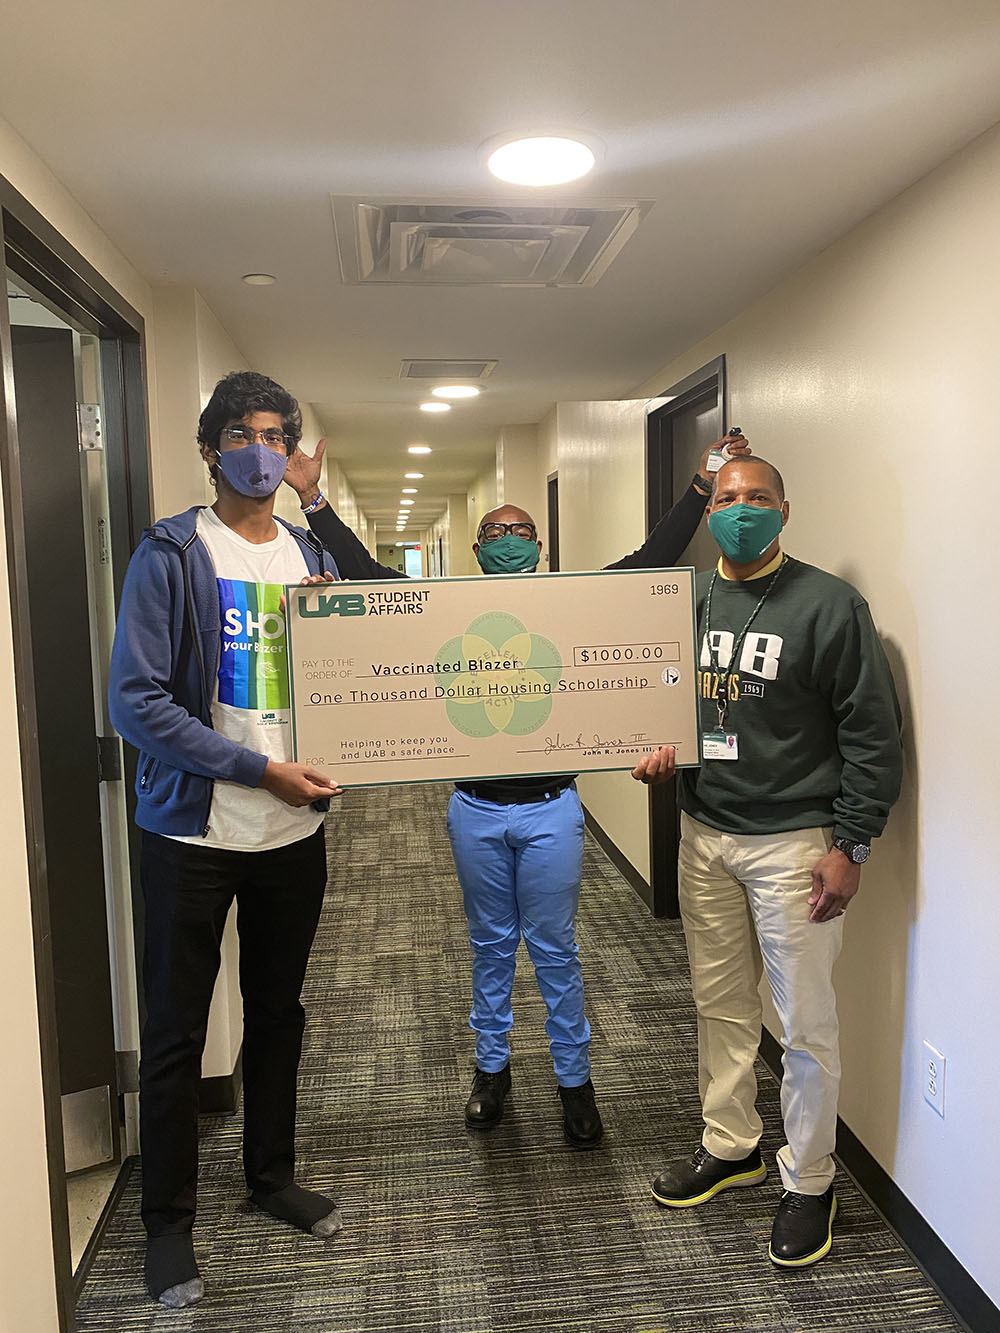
[312,1206,343,1238]
[158,1278,205,1309]
[251,1183,342,1238]
[145,1233,203,1307]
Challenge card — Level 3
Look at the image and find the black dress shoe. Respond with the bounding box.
[651,1145,766,1207]
[769,1186,837,1267]
[558,1079,604,1148]
[464,1065,511,1129]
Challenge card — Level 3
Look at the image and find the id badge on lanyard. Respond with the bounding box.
[702,729,739,760]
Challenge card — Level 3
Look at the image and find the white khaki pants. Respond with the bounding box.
[678,812,844,1195]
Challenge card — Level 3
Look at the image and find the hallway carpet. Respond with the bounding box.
[76,783,963,1333]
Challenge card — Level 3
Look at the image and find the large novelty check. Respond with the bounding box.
[286,567,700,786]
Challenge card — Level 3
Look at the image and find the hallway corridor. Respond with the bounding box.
[75,783,961,1332]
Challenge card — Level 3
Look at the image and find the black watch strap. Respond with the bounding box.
[833,836,870,864]
[693,474,712,496]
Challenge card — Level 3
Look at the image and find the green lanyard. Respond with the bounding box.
[703,557,787,731]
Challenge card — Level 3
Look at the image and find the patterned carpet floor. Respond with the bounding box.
[76,782,963,1332]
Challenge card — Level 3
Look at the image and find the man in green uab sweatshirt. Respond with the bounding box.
[632,455,902,1270]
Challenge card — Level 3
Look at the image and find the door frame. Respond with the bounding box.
[644,355,726,917]
[0,173,151,1330]
[546,471,560,572]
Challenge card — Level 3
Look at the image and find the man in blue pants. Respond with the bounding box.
[284,435,749,1146]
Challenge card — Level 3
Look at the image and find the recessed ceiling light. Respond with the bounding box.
[486,135,596,186]
[419,401,451,413]
[404,472,423,479]
[402,488,418,494]
[408,446,432,455]
[242,273,277,285]
[431,385,481,399]
[400,499,414,506]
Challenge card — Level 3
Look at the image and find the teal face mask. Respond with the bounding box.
[708,503,783,564]
[476,534,541,574]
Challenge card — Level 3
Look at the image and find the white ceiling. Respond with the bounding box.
[3,0,1000,532]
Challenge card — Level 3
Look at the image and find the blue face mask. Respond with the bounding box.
[214,440,288,498]
[708,503,783,564]
[476,534,541,574]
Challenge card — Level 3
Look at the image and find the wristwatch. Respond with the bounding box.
[832,836,870,864]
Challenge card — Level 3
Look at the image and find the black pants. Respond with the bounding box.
[139,826,327,1237]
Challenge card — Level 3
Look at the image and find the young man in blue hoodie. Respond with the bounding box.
[109,372,344,1309]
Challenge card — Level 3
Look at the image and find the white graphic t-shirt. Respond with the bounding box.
[173,507,325,851]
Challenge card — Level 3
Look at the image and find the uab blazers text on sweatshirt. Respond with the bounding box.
[678,554,902,843]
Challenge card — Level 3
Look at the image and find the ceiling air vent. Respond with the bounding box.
[332,197,652,287]
[399,359,498,381]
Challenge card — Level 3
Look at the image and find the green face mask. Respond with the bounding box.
[708,503,783,564]
[476,534,541,574]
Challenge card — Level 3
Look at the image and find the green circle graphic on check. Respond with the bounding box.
[433,611,562,737]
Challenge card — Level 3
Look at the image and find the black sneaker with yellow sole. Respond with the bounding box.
[768,1186,837,1267]
[651,1145,766,1207]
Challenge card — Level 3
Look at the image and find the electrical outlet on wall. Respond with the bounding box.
[923,1041,946,1117]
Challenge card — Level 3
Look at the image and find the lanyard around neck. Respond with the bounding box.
[703,557,787,730]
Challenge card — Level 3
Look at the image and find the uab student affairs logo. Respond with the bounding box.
[434,611,561,738]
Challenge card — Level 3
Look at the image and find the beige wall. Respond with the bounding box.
[496,424,544,534]
[446,493,472,576]
[466,459,499,574]
[551,400,654,878]
[0,514,61,1333]
[570,121,1000,1305]
[1,110,374,1327]
[1,113,159,1333]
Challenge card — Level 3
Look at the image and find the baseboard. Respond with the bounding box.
[582,807,651,909]
[758,1029,998,1333]
[199,1046,243,1115]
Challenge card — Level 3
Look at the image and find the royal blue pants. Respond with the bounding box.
[446,784,591,1086]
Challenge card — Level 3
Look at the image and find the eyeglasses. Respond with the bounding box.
[221,426,292,451]
[478,522,537,543]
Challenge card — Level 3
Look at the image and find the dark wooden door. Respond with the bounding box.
[11,325,117,1170]
[645,358,725,916]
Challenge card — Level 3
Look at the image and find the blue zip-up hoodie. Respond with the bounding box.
[108,506,338,837]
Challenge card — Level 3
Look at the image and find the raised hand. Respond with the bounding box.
[284,438,327,506]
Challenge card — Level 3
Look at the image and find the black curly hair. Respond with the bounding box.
[197,371,302,454]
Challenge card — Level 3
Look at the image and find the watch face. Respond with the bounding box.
[836,838,869,863]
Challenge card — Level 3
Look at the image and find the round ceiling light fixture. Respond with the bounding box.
[408,445,432,455]
[484,133,598,187]
[404,472,423,479]
[400,499,415,506]
[419,401,451,413]
[431,385,481,400]
[242,273,277,285]
[402,488,418,494]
